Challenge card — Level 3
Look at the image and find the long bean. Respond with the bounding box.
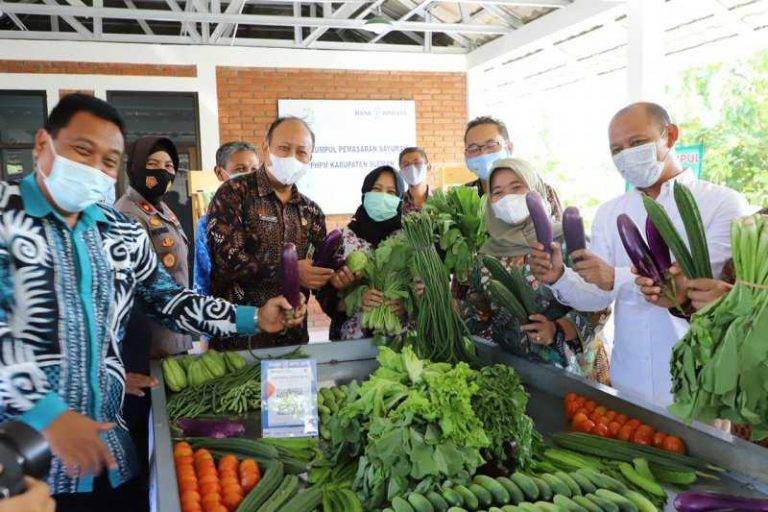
[402,213,475,364]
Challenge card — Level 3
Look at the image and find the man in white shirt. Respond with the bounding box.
[529,102,749,406]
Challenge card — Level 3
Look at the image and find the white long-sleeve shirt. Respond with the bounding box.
[550,170,749,406]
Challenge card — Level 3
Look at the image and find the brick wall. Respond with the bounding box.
[0,60,196,77]
[216,66,468,337]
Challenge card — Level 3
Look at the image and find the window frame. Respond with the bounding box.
[0,90,48,181]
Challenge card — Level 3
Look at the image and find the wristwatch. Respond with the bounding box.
[553,322,567,360]
[253,307,261,334]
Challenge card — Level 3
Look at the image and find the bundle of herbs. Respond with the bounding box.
[424,187,488,283]
[669,213,768,441]
[327,346,489,509]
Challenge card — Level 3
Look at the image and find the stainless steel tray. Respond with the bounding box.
[149,338,768,512]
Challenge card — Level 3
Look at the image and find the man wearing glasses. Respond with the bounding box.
[463,116,563,221]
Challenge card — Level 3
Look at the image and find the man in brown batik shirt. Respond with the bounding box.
[207,117,334,349]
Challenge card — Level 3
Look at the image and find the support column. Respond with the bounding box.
[626,0,665,103]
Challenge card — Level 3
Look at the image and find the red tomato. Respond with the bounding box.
[574,396,586,408]
[576,419,596,434]
[663,436,686,454]
[618,424,636,442]
[565,392,579,404]
[593,423,610,437]
[607,421,622,438]
[566,401,581,419]
[653,432,668,448]
[632,429,653,445]
[595,415,610,426]
[604,410,617,422]
[572,412,590,429]
[589,411,604,423]
[625,419,641,430]
[615,414,629,425]
[584,400,597,412]
[594,406,608,416]
[636,425,655,439]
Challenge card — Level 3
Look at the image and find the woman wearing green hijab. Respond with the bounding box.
[461,158,610,382]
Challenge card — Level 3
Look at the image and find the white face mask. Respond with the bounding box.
[268,153,309,185]
[492,193,529,225]
[612,141,669,189]
[40,136,117,212]
[400,163,428,187]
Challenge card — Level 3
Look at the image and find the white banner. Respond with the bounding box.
[277,99,416,215]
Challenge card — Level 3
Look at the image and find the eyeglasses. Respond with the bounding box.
[465,141,503,157]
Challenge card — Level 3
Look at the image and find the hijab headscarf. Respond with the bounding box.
[127,136,180,206]
[347,165,406,247]
[480,158,563,258]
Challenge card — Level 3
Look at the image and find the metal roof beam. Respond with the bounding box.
[303,1,361,47]
[41,0,92,38]
[93,0,102,36]
[293,2,301,44]
[0,28,469,52]
[165,0,202,42]
[376,0,472,47]
[482,4,524,28]
[0,2,514,34]
[368,0,431,43]
[210,0,247,42]
[125,0,155,35]
[439,0,570,6]
[5,12,28,30]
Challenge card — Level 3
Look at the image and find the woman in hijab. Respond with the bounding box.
[461,158,610,382]
[318,165,408,340]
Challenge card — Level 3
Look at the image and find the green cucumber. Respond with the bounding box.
[541,473,571,498]
[502,506,523,512]
[454,485,479,511]
[554,494,588,512]
[535,502,562,512]
[569,472,596,495]
[621,490,658,512]
[427,491,450,512]
[632,459,655,482]
[258,474,299,512]
[555,472,582,496]
[408,493,435,512]
[529,475,553,501]
[512,472,540,501]
[585,493,619,512]
[572,495,602,512]
[236,460,284,512]
[577,469,627,493]
[490,508,506,512]
[518,504,541,512]
[469,484,493,508]
[617,463,665,498]
[498,477,525,504]
[392,496,416,512]
[474,475,511,505]
[447,508,468,512]
[650,466,697,486]
[441,488,463,507]
[594,489,638,512]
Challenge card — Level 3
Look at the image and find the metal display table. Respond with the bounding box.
[149,338,768,512]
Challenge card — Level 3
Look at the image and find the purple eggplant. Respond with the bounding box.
[176,418,245,438]
[617,214,664,285]
[563,206,586,255]
[526,191,553,252]
[281,242,301,309]
[313,229,344,270]
[645,216,672,274]
[674,491,768,512]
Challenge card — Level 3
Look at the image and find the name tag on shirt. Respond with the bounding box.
[261,216,278,223]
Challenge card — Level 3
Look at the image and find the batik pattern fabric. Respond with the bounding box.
[402,186,432,215]
[193,214,211,296]
[206,167,326,349]
[460,242,611,382]
[0,175,255,494]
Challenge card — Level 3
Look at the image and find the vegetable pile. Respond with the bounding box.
[564,393,687,455]
[424,186,489,282]
[670,213,768,440]
[163,350,247,392]
[343,235,414,337]
[327,346,491,509]
[402,212,475,363]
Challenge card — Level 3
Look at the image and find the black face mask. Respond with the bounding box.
[133,168,174,203]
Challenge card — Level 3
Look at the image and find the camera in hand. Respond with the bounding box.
[0,421,51,499]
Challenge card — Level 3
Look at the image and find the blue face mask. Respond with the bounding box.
[41,136,117,213]
[363,191,401,222]
[465,148,509,181]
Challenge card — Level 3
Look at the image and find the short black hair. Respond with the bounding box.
[216,141,259,168]
[613,102,672,131]
[464,116,509,144]
[266,117,316,148]
[398,146,429,167]
[45,93,126,140]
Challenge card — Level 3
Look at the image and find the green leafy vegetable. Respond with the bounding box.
[473,364,541,470]
[425,187,489,283]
